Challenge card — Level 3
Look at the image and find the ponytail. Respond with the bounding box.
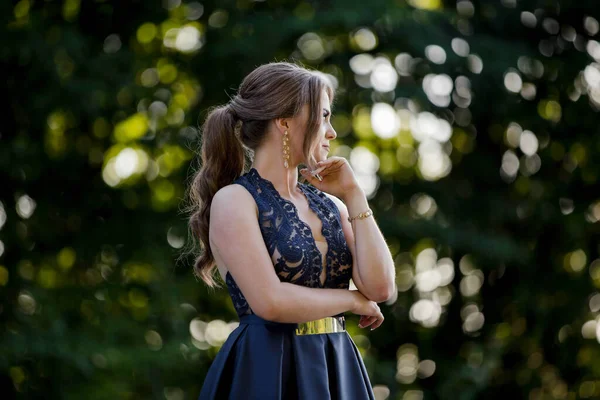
[187,105,246,288]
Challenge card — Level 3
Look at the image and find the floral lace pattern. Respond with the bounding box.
[224,167,353,317]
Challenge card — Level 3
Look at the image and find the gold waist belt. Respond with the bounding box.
[295,316,346,335]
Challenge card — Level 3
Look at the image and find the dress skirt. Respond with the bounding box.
[198,314,376,400]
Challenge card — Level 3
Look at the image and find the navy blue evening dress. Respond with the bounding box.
[198,167,376,400]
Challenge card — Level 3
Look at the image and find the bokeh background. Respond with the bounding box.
[3,0,600,399]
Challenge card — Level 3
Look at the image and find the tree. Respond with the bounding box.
[2,0,600,398]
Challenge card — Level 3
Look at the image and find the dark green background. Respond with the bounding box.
[2,0,600,399]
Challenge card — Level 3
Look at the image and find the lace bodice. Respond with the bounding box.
[223,167,353,317]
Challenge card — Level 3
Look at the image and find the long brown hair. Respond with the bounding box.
[181,61,335,288]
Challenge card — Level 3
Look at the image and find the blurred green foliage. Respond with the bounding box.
[2,0,600,399]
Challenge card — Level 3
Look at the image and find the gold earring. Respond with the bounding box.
[283,130,290,168]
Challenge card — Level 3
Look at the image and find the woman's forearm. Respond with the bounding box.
[264,282,358,324]
[343,187,396,301]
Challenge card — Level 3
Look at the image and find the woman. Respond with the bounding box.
[188,61,396,399]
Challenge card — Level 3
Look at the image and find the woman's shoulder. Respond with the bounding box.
[212,183,258,218]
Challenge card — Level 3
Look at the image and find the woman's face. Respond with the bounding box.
[289,88,337,170]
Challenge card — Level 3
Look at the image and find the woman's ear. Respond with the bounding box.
[273,117,289,133]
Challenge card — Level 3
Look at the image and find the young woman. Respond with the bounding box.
[188,61,396,399]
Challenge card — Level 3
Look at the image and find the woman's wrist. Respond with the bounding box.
[341,185,364,201]
[348,290,360,314]
[342,187,369,217]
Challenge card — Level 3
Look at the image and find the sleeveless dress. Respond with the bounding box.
[198,167,376,400]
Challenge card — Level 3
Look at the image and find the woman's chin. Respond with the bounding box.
[318,149,329,159]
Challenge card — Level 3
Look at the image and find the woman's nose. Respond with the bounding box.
[327,127,337,139]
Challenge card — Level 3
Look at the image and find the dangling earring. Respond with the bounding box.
[282,130,290,168]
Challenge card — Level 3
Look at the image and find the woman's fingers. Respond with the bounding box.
[358,316,377,328]
[300,169,323,187]
[310,166,327,176]
[370,314,385,330]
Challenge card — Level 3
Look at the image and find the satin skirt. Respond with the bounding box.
[198,314,376,400]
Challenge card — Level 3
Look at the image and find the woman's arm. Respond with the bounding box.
[210,185,362,323]
[266,283,360,323]
[325,189,396,303]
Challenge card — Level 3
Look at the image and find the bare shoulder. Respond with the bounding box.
[211,183,258,219]
[209,184,258,247]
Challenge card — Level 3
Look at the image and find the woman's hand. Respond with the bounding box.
[350,290,385,331]
[299,156,361,200]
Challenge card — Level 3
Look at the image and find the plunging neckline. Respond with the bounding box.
[249,167,330,287]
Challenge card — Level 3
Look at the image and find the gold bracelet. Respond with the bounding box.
[348,208,373,222]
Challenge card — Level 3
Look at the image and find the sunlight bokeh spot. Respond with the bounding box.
[205,319,232,347]
[122,263,155,284]
[584,16,600,36]
[371,103,400,139]
[298,32,325,61]
[504,70,523,93]
[416,141,452,180]
[185,2,204,20]
[521,11,537,28]
[396,344,419,384]
[353,28,378,51]
[519,130,539,156]
[137,23,158,44]
[436,258,455,286]
[14,0,30,19]
[0,202,6,230]
[425,45,446,65]
[456,1,474,17]
[129,288,149,308]
[451,38,470,57]
[586,202,600,223]
[352,106,375,138]
[371,58,397,92]
[145,330,163,351]
[460,272,483,297]
[372,385,390,399]
[407,0,441,10]
[115,148,141,179]
[62,0,81,22]
[57,248,76,271]
[103,34,122,54]
[463,311,484,333]
[501,150,519,179]
[538,99,561,122]
[114,113,149,142]
[208,10,228,28]
[16,195,36,219]
[417,359,436,379]
[177,26,204,52]
[396,264,415,292]
[410,193,438,219]
[564,249,587,273]
[18,291,37,315]
[423,73,453,107]
[542,18,560,35]
[350,54,375,75]
[0,266,8,286]
[410,299,442,328]
[163,24,205,53]
[467,54,483,73]
[520,82,537,100]
[581,320,596,339]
